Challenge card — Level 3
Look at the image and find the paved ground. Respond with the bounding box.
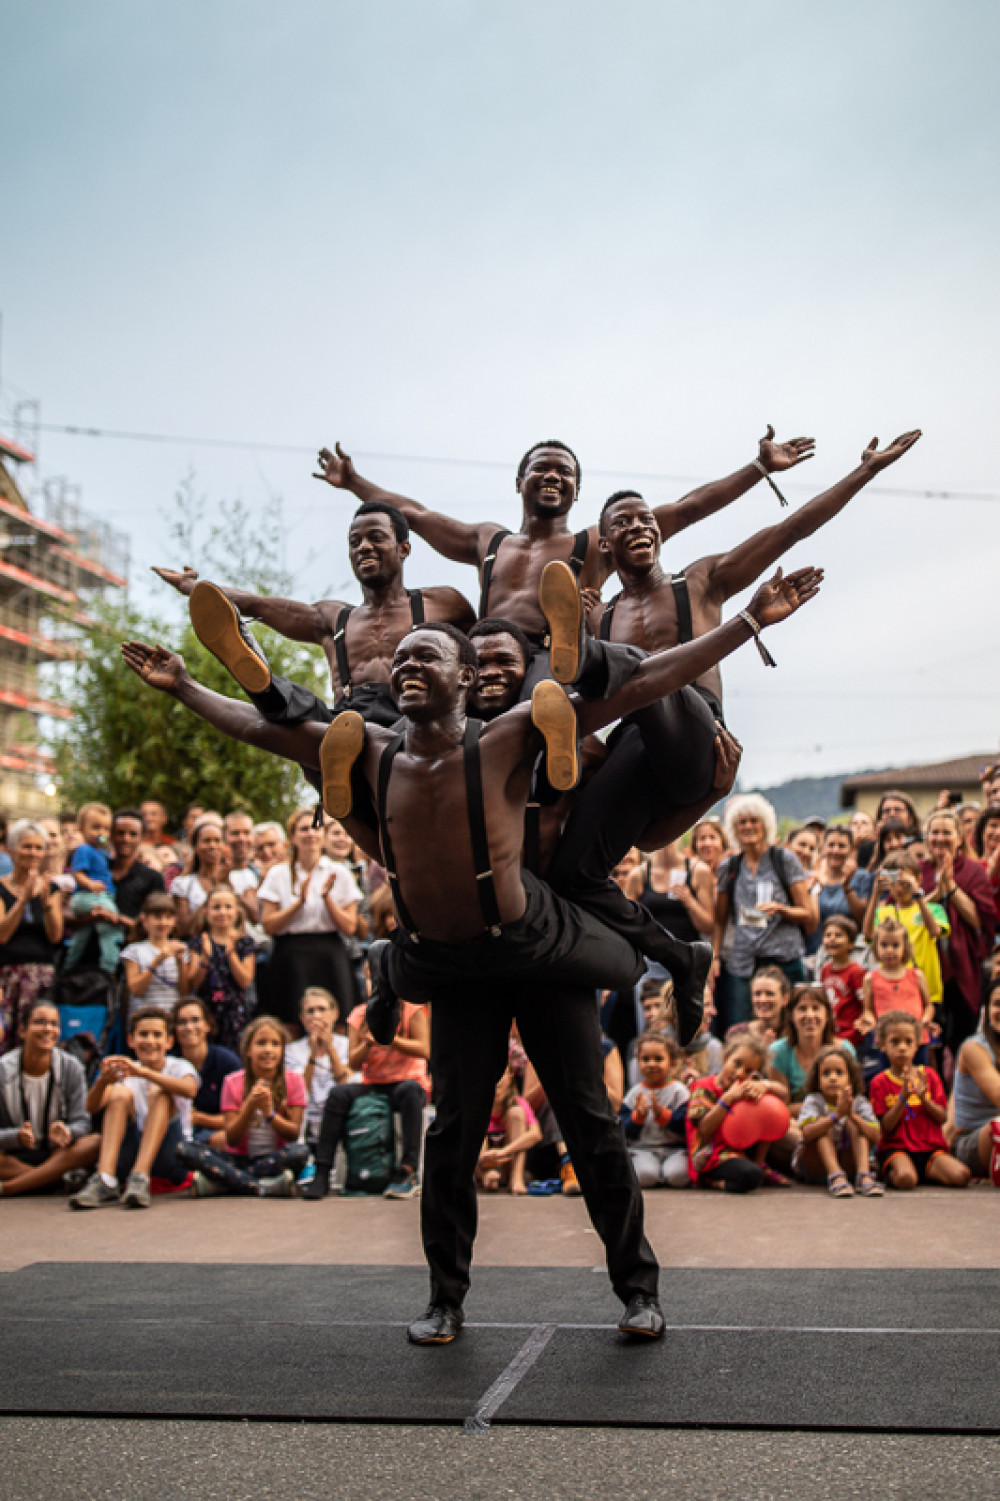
[2,1180,998,1273]
[4,1420,998,1501]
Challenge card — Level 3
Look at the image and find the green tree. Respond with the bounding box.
[51,479,329,824]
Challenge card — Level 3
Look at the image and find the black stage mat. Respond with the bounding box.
[3,1264,999,1432]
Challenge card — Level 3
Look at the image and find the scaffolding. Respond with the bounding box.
[0,434,128,817]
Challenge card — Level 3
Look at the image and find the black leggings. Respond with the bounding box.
[701,1156,765,1194]
[176,1139,309,1193]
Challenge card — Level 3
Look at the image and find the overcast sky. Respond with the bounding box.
[3,1,998,787]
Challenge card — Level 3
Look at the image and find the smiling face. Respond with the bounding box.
[391,629,475,720]
[822,830,851,870]
[880,796,912,829]
[790,993,828,1045]
[144,908,176,944]
[193,824,225,868]
[598,497,663,576]
[347,512,409,589]
[324,820,353,863]
[141,800,168,837]
[247,1024,284,1079]
[174,1002,209,1053]
[224,813,254,868]
[788,828,819,868]
[926,815,959,863]
[517,446,579,518]
[128,1016,171,1069]
[254,828,286,866]
[112,814,143,864]
[204,888,240,932]
[22,1003,60,1059]
[751,974,785,1027]
[291,815,324,863]
[12,830,46,876]
[720,1044,763,1087]
[735,813,767,852]
[692,822,725,868]
[470,632,527,717]
[822,922,851,962]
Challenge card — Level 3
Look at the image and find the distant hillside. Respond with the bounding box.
[745,770,883,823]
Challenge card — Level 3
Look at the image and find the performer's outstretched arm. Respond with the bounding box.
[705,430,921,600]
[314,441,490,567]
[576,566,822,735]
[151,568,343,646]
[650,425,815,543]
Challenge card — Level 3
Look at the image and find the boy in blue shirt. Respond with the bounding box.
[65,802,125,973]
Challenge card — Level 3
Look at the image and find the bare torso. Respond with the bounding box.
[593,556,725,701]
[316,586,474,696]
[477,525,604,637]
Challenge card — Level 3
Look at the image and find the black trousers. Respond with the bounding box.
[386,869,645,1004]
[314,1079,426,1172]
[250,677,401,730]
[422,979,659,1310]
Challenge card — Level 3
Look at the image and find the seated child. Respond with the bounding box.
[793,1043,882,1196]
[121,892,185,1022]
[64,801,125,974]
[686,1034,791,1193]
[870,1011,970,1190]
[477,1065,542,1194]
[284,986,355,1152]
[0,998,100,1196]
[621,1033,690,1188]
[69,1005,198,1208]
[177,1015,308,1197]
[820,916,867,1051]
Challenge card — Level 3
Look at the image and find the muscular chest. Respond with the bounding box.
[490,533,591,627]
[334,599,418,685]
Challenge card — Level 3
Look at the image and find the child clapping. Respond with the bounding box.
[622,1033,690,1188]
[794,1045,882,1197]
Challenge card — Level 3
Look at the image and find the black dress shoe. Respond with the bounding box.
[300,1168,331,1200]
[674,940,713,1048]
[407,1305,464,1345]
[617,1294,665,1339]
[365,939,401,1045]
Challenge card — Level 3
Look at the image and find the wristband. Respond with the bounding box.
[752,457,789,508]
[266,1112,276,1123]
[738,609,777,669]
[718,1099,732,1113]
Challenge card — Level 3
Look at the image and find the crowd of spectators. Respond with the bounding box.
[2,775,1000,1209]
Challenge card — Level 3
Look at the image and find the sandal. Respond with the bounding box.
[762,1167,793,1188]
[826,1170,854,1198]
[855,1171,885,1197]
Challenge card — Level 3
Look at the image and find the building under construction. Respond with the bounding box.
[0,433,128,818]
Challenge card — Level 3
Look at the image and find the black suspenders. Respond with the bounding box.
[377,720,503,942]
[334,589,427,701]
[478,528,588,621]
[670,572,694,644]
[599,573,693,643]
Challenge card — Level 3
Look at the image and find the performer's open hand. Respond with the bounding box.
[313,442,358,490]
[121,641,187,693]
[151,564,199,596]
[712,727,743,796]
[758,425,815,472]
[859,430,921,473]
[747,566,824,628]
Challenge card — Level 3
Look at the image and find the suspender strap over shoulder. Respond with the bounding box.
[377,732,421,942]
[569,529,589,575]
[333,605,355,699]
[670,572,694,645]
[407,588,425,625]
[463,720,503,936]
[599,590,622,641]
[478,529,511,619]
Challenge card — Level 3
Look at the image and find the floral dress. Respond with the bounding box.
[192,935,256,1052]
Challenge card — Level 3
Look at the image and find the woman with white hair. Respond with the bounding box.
[0,822,65,1051]
[712,793,816,1032]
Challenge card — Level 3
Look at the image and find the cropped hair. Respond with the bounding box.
[803,1043,863,1100]
[128,1005,173,1035]
[821,913,858,945]
[598,490,646,532]
[724,792,778,849]
[113,806,145,827]
[467,617,532,668]
[299,985,339,1019]
[881,849,921,877]
[516,440,581,490]
[402,621,478,672]
[352,500,409,543]
[77,801,112,827]
[877,1009,920,1045]
[8,820,48,852]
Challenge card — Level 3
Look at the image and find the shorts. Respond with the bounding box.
[7,1144,53,1169]
[951,1128,986,1173]
[877,1147,947,1184]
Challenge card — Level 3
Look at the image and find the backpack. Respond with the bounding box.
[342,1091,396,1195]
[717,847,799,906]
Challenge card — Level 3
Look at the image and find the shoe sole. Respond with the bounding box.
[617,1322,665,1340]
[189,582,272,694]
[122,1195,150,1209]
[531,680,579,791]
[320,711,366,819]
[407,1327,461,1345]
[539,561,582,684]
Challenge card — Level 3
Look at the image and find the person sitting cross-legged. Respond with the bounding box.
[70,1006,197,1209]
[0,998,100,1197]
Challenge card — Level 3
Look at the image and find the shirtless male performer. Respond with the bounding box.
[153,501,475,729]
[313,428,815,670]
[543,430,923,906]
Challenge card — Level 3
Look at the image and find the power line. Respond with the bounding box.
[31,421,1000,503]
